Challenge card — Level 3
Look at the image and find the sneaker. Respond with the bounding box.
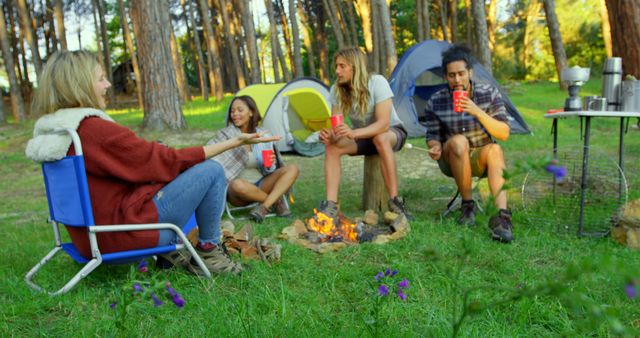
[273,196,291,217]
[249,204,270,223]
[317,200,338,219]
[457,200,476,226]
[388,196,414,221]
[188,242,243,276]
[488,209,514,243]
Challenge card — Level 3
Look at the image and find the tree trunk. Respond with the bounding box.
[354,0,373,56]
[371,0,382,73]
[376,0,397,76]
[449,0,457,42]
[437,0,448,41]
[312,0,330,84]
[471,0,492,73]
[465,0,473,49]
[542,0,568,90]
[54,0,67,50]
[6,0,26,92]
[265,0,290,81]
[276,0,295,77]
[323,0,345,50]
[605,0,640,78]
[289,0,304,78]
[95,0,113,101]
[218,0,246,88]
[197,0,223,100]
[238,0,261,84]
[118,0,143,109]
[16,0,43,78]
[130,0,186,130]
[297,1,316,77]
[45,0,58,55]
[362,155,389,212]
[169,20,191,102]
[487,0,497,51]
[0,8,27,121]
[599,0,612,57]
[91,0,103,68]
[185,0,209,100]
[345,1,359,47]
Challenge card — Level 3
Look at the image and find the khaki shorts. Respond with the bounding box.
[438,146,487,178]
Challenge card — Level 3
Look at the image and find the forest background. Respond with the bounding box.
[0,0,638,128]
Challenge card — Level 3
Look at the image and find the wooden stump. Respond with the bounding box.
[362,154,389,212]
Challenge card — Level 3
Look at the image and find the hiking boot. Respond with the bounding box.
[488,209,514,243]
[273,196,291,217]
[188,242,243,276]
[156,249,191,270]
[317,200,338,219]
[388,196,414,221]
[249,204,270,223]
[457,200,476,226]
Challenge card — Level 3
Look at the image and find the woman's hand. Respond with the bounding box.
[236,133,281,145]
[319,128,335,144]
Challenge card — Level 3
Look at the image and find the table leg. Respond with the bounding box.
[619,117,625,201]
[552,119,558,204]
[578,116,591,236]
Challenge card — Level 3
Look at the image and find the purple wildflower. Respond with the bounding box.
[625,282,636,299]
[397,290,407,301]
[150,292,164,307]
[378,284,389,297]
[375,271,384,282]
[385,268,391,276]
[133,283,143,293]
[109,302,117,309]
[391,269,398,276]
[166,283,186,308]
[398,279,409,289]
[545,164,567,181]
[137,259,148,273]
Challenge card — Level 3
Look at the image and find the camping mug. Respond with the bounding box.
[453,89,468,113]
[583,96,598,111]
[262,149,274,168]
[588,97,607,111]
[330,114,344,128]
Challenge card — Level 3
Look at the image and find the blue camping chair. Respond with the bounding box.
[25,129,211,295]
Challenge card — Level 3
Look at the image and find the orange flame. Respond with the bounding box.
[306,209,358,242]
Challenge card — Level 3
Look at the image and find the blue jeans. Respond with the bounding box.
[154,160,227,246]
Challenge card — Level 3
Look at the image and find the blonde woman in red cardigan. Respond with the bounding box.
[26,50,277,276]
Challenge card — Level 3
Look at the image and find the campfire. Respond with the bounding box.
[279,208,411,253]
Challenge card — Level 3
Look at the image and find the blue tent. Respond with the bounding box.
[389,40,530,137]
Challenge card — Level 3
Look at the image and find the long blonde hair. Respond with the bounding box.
[334,47,370,117]
[31,50,104,116]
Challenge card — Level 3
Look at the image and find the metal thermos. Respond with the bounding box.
[621,80,640,112]
[602,57,622,111]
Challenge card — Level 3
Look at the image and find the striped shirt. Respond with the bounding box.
[425,82,508,148]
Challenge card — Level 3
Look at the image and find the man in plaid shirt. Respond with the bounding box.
[425,45,514,243]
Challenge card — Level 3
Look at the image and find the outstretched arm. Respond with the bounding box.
[203,133,280,158]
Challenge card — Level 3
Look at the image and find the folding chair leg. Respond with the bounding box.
[442,191,460,217]
[173,226,212,279]
[25,246,102,296]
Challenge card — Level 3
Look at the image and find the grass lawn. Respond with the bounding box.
[1,80,639,336]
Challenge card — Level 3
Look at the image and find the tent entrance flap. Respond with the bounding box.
[284,88,331,132]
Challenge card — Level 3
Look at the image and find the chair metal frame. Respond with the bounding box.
[224,196,289,220]
[25,129,211,296]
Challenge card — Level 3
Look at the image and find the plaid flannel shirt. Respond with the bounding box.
[207,125,283,182]
[425,82,508,148]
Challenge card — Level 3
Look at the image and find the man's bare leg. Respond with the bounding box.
[444,135,473,200]
[372,130,399,197]
[324,138,358,202]
[477,143,507,210]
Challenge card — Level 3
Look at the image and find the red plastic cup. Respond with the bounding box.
[453,89,468,113]
[262,149,274,168]
[330,114,344,128]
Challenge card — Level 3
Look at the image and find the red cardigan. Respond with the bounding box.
[66,117,205,258]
